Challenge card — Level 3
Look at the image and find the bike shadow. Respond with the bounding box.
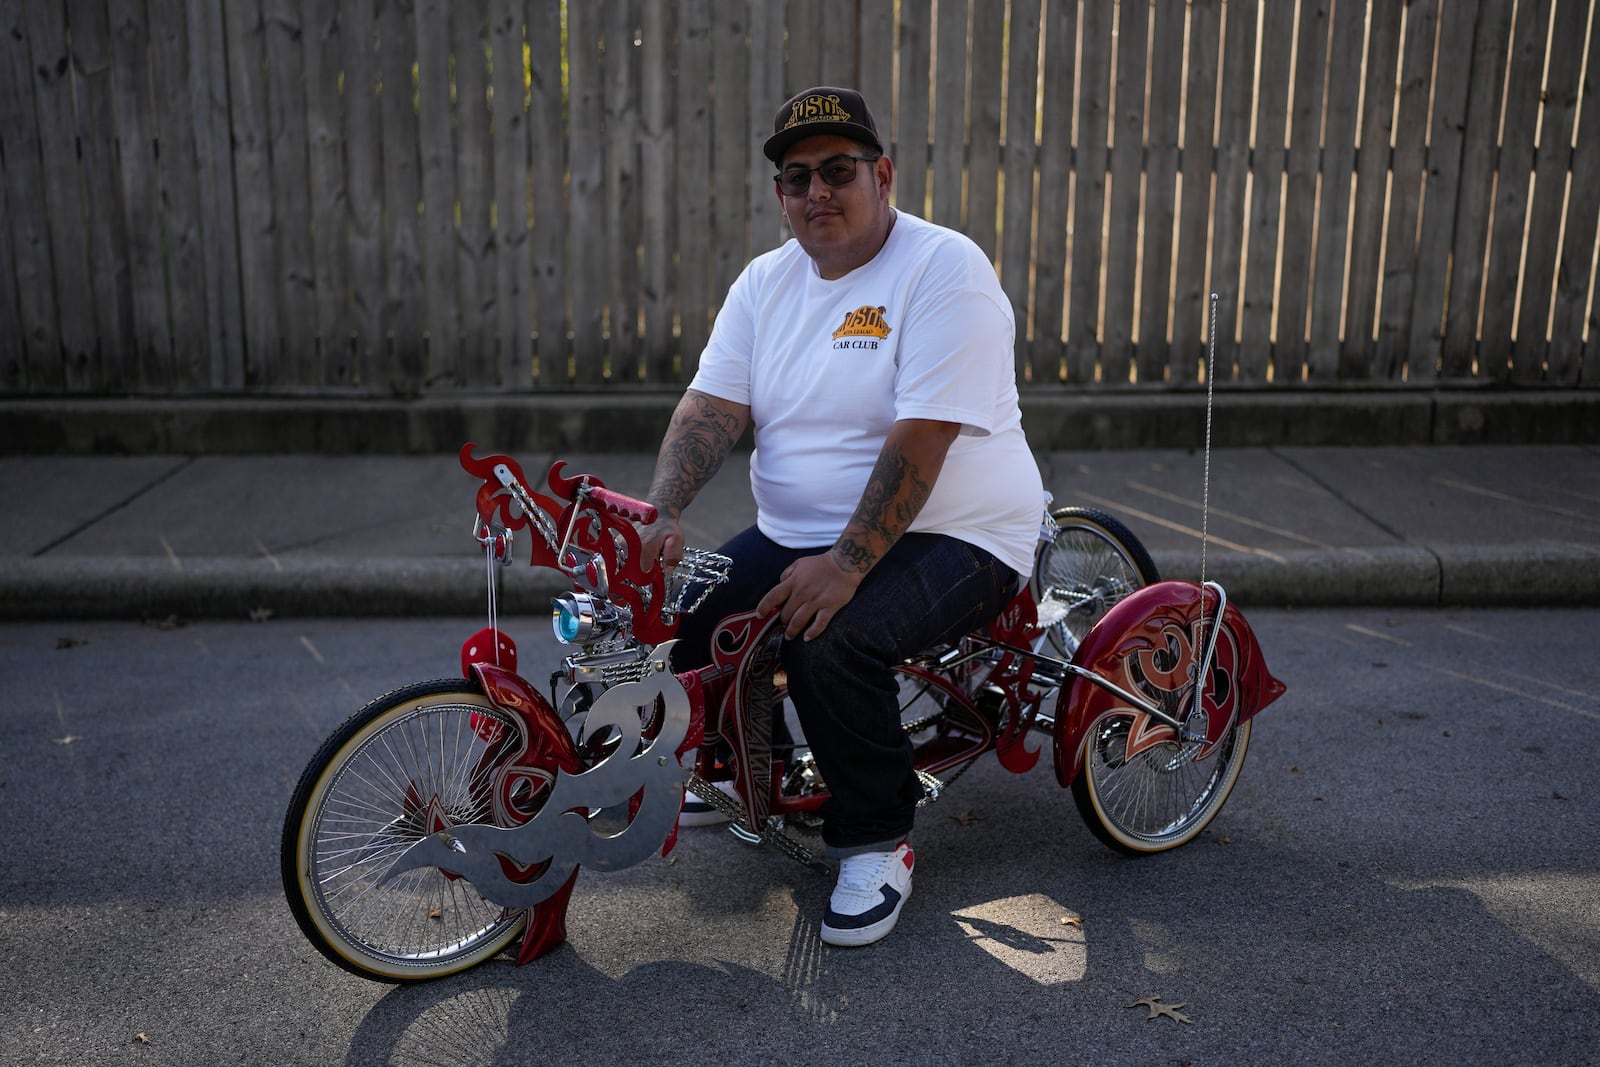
[344,942,840,1066]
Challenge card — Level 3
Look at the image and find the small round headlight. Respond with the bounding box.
[551,593,592,643]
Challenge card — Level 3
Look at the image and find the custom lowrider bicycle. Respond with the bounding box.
[281,443,1286,983]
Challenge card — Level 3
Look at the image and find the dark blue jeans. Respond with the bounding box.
[672,525,1019,856]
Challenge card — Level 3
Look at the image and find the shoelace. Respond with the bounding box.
[836,851,896,893]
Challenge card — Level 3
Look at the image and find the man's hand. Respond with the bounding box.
[639,515,686,573]
[757,550,865,641]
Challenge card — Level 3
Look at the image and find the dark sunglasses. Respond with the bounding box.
[773,155,878,197]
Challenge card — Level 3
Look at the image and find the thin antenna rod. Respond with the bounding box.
[1202,292,1218,588]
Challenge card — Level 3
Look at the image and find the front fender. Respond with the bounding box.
[1052,581,1286,788]
[472,662,583,778]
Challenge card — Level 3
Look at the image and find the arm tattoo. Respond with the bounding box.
[834,443,934,574]
[648,391,746,519]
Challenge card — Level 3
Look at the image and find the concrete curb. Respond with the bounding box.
[7,542,1597,621]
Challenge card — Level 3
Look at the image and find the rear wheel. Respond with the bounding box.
[1032,507,1159,659]
[1072,712,1251,853]
[281,680,531,982]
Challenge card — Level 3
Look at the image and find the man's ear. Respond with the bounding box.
[874,155,895,200]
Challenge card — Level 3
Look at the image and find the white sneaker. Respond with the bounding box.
[820,842,914,947]
[678,778,741,827]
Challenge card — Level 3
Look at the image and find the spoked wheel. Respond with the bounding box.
[1032,507,1159,660]
[281,679,533,982]
[1071,712,1251,853]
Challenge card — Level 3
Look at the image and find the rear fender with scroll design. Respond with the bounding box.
[1051,581,1286,788]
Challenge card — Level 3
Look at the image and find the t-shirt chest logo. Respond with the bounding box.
[831,305,893,350]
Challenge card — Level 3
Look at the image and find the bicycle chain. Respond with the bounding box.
[685,773,828,872]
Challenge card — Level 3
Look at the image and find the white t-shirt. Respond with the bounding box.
[689,210,1043,578]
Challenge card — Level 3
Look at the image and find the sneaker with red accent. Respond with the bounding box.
[820,842,914,947]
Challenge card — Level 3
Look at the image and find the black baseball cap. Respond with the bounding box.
[764,86,884,164]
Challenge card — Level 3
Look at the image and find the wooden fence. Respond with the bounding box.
[1,0,1597,397]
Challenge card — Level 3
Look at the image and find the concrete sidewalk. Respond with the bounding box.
[2,444,1597,620]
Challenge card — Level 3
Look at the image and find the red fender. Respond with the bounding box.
[1052,581,1286,788]
[466,661,586,964]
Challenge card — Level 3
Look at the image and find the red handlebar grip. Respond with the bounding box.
[587,486,658,526]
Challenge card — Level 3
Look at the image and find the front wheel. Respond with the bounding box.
[1032,506,1160,660]
[281,680,530,982]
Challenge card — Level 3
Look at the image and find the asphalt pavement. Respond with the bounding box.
[2,443,1598,620]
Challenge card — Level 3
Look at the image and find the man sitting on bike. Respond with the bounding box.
[641,86,1043,948]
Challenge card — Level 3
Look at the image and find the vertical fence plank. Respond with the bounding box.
[264,0,317,385]
[0,0,54,388]
[1341,0,1402,379]
[605,0,640,381]
[1069,0,1112,382]
[1239,0,1293,382]
[25,2,95,388]
[784,0,820,85]
[1101,0,1149,382]
[71,0,134,389]
[0,167,20,389]
[343,0,385,387]
[1138,0,1184,382]
[529,0,567,385]
[1442,0,1513,377]
[1548,0,1600,384]
[1172,0,1219,383]
[893,0,932,217]
[1375,0,1438,379]
[1174,5,1220,375]
[455,0,496,385]
[1480,0,1552,382]
[1513,0,1587,379]
[820,0,854,85]
[639,1,672,382]
[380,0,424,390]
[930,0,969,229]
[188,0,245,388]
[415,0,460,383]
[1306,0,1363,381]
[1275,0,1331,382]
[712,4,749,307]
[857,0,896,131]
[1030,0,1076,384]
[303,0,352,385]
[747,0,786,260]
[1210,0,1257,381]
[965,4,1004,258]
[1000,0,1041,367]
[225,0,285,385]
[490,0,532,388]
[147,0,205,389]
[676,0,713,375]
[1406,0,1475,380]
[109,0,173,387]
[566,0,606,382]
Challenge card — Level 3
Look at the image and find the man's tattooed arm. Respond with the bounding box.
[647,389,751,520]
[832,419,961,575]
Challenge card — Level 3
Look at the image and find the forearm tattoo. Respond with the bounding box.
[835,443,933,573]
[648,391,744,519]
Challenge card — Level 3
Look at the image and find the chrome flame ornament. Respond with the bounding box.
[382,642,692,909]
